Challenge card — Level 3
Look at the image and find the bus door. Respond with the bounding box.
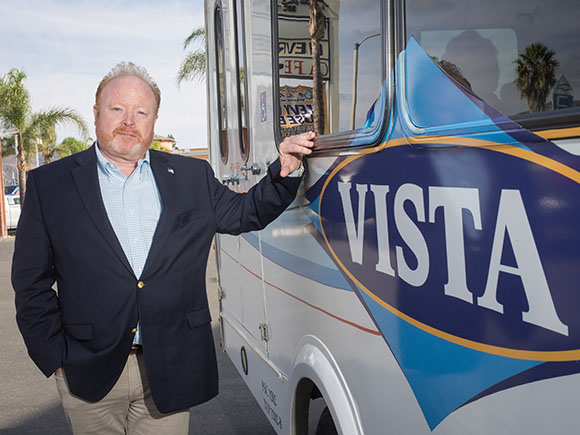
[212,0,267,351]
[210,0,242,333]
[231,0,269,352]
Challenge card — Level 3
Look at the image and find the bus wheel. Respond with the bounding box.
[315,407,338,435]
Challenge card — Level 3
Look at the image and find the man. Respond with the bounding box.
[12,62,314,434]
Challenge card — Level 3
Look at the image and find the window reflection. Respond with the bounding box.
[276,0,383,138]
[407,0,580,121]
[214,4,228,163]
[234,0,249,161]
[442,30,501,109]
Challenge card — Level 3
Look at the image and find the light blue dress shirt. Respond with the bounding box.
[95,144,162,345]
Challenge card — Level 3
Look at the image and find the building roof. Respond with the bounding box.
[153,134,175,142]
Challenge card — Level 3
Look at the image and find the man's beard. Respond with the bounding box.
[109,128,151,157]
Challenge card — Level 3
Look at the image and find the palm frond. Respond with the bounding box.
[183,27,205,50]
[176,51,206,87]
[0,68,31,132]
[30,107,89,139]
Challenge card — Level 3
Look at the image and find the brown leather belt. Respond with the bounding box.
[130,345,142,354]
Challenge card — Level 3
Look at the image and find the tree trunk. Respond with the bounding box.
[311,38,325,134]
[43,149,52,164]
[310,0,326,135]
[16,132,27,205]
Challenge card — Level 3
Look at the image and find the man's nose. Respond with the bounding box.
[122,113,135,126]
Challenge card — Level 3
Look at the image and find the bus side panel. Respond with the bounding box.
[220,315,289,435]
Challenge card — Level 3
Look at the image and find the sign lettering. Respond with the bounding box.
[338,181,569,336]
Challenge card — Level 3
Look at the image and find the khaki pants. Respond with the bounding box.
[55,350,189,435]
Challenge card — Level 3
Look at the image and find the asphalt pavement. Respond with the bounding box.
[0,236,275,434]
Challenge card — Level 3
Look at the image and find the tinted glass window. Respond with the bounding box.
[276,0,383,138]
[214,4,228,163]
[406,0,580,125]
[234,0,249,161]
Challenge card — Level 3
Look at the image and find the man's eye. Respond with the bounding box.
[112,107,122,112]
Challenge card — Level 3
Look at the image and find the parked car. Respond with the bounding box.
[4,184,18,195]
[5,194,20,230]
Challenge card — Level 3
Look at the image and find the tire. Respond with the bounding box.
[315,406,338,435]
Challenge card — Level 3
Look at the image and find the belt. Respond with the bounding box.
[130,345,142,354]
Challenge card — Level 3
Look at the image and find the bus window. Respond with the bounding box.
[275,0,384,140]
[405,0,580,132]
[234,0,249,162]
[214,3,228,163]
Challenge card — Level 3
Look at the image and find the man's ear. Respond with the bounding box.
[93,104,99,123]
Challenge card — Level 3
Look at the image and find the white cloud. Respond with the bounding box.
[0,0,207,149]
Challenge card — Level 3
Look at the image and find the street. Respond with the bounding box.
[0,237,275,434]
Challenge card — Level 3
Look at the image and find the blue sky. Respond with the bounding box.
[0,0,207,149]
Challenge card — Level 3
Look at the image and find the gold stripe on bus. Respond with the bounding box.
[320,219,580,361]
[354,276,580,361]
[534,127,580,140]
[405,135,580,185]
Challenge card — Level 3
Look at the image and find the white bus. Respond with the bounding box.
[204,0,580,433]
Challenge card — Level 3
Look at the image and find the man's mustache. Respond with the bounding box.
[113,128,143,142]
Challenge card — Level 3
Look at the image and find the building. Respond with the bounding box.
[152,134,176,152]
[172,147,209,161]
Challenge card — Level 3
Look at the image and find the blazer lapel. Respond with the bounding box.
[142,151,180,273]
[71,145,134,275]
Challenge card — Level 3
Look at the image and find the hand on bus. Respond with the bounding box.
[278,131,316,177]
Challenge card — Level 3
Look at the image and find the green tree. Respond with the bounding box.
[515,42,559,113]
[39,125,58,163]
[0,68,88,202]
[150,141,165,152]
[54,136,89,159]
[177,26,206,86]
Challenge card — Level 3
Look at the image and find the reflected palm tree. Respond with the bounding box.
[515,42,559,112]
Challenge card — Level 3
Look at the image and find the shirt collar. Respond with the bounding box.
[95,142,151,177]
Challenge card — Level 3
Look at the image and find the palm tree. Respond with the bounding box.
[177,26,206,86]
[0,68,88,202]
[309,0,326,134]
[515,43,559,112]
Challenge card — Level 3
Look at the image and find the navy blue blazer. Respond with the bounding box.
[12,145,301,413]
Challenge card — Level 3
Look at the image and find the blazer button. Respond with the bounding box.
[137,281,144,289]
[131,328,137,333]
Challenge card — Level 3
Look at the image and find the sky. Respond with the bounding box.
[0,0,207,150]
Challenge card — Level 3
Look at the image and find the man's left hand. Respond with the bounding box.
[279,131,316,177]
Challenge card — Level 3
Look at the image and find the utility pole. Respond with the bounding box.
[350,33,380,130]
